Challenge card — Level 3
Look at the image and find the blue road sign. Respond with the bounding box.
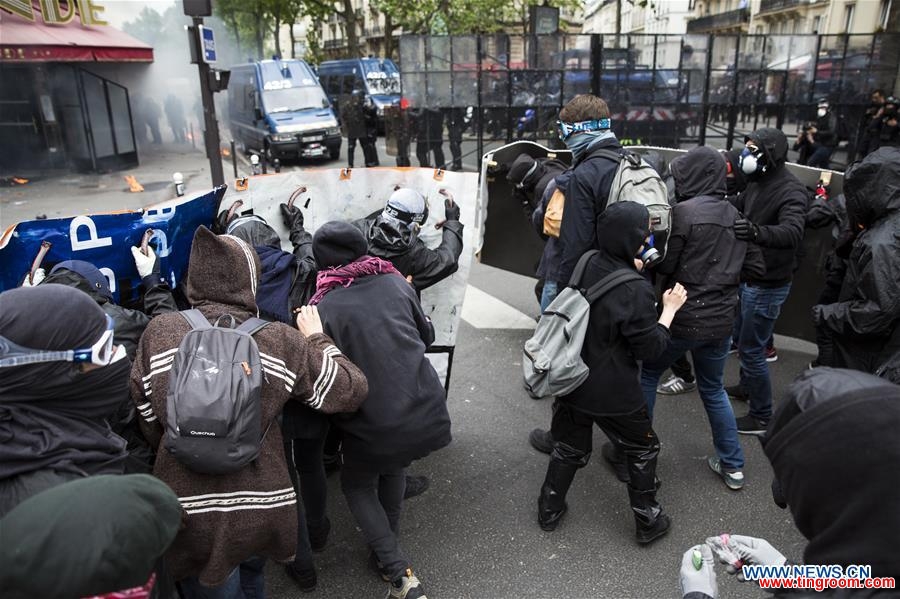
[199,25,216,63]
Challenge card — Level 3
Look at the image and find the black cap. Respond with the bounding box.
[312,221,368,268]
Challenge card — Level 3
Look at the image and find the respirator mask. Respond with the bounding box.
[638,234,662,269]
[739,146,767,176]
[816,107,827,118]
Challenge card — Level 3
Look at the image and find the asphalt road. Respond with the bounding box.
[264,261,813,599]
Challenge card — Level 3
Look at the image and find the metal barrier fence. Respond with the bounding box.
[392,33,900,169]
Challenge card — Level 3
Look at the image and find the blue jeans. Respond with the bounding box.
[180,557,266,599]
[540,280,559,312]
[736,283,791,421]
[640,336,744,470]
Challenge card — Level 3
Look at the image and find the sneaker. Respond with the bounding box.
[707,457,744,490]
[736,414,769,436]
[529,428,552,454]
[284,563,317,593]
[656,374,697,396]
[387,569,427,599]
[725,384,748,402]
[403,475,430,500]
[308,516,330,552]
[369,552,391,582]
[765,346,778,362]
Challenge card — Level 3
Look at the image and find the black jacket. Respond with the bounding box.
[560,202,670,416]
[532,172,569,283]
[354,211,464,292]
[318,272,451,469]
[731,128,809,287]
[813,147,900,372]
[658,146,766,340]
[557,138,623,283]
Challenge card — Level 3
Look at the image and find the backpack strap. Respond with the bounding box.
[584,148,624,164]
[181,309,212,331]
[568,249,600,287]
[583,269,645,305]
[236,317,270,337]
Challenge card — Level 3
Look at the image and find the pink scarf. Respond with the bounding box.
[308,255,402,305]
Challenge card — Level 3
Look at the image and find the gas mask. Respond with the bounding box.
[739,146,767,176]
[816,108,827,118]
[637,234,662,269]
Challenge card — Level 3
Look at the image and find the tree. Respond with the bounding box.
[215,0,273,60]
[122,6,165,46]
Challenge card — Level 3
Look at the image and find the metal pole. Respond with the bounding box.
[725,36,741,150]
[192,16,225,187]
[476,35,484,170]
[231,139,238,178]
[699,34,714,146]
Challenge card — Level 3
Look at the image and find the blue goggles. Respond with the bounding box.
[0,314,125,368]
[557,118,611,141]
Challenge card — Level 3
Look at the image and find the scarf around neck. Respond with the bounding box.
[308,255,402,305]
[566,129,617,163]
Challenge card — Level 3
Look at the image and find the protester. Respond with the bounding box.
[792,99,839,169]
[0,284,130,517]
[857,89,885,158]
[554,94,624,283]
[873,96,900,149]
[164,93,187,144]
[506,152,567,221]
[343,89,379,169]
[310,221,452,599]
[412,106,445,168]
[680,368,900,598]
[353,187,464,293]
[0,474,182,599]
[812,147,900,374]
[726,128,808,435]
[445,107,465,171]
[531,170,570,311]
[533,201,687,545]
[131,226,367,596]
[638,146,766,491]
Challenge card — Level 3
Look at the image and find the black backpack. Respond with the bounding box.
[164,310,269,475]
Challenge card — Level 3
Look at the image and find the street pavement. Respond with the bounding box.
[264,261,812,599]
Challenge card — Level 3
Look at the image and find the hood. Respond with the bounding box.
[47,260,112,302]
[595,201,650,267]
[40,269,107,305]
[266,108,337,134]
[746,127,789,171]
[367,215,417,256]
[763,367,900,578]
[228,216,282,249]
[844,147,900,229]
[184,226,260,315]
[670,146,727,201]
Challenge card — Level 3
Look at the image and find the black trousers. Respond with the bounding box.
[283,436,328,571]
[549,400,659,493]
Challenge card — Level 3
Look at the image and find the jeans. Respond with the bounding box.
[540,280,560,312]
[806,145,833,169]
[736,283,792,421]
[341,464,410,582]
[640,336,744,470]
[179,557,266,599]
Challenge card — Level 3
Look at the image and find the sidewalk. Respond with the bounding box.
[0,143,229,229]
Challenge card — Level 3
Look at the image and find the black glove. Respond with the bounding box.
[733,217,759,242]
[444,197,460,222]
[280,203,304,231]
[213,209,232,234]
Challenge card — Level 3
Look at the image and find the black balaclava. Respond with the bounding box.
[743,127,788,181]
[594,201,650,270]
[764,367,900,579]
[0,285,129,482]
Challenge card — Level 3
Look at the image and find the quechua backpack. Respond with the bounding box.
[523,251,643,399]
[164,309,270,474]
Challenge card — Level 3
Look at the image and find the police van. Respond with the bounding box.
[227,58,342,162]
[317,58,401,132]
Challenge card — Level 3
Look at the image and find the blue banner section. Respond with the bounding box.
[0,188,224,304]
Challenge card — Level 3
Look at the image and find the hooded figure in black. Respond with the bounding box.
[0,284,130,517]
[813,147,900,374]
[681,368,900,599]
[536,201,687,545]
[507,152,568,220]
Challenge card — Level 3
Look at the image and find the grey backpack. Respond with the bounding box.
[523,251,643,399]
[164,310,269,475]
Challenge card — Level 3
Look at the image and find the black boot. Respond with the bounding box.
[601,441,629,483]
[529,428,552,454]
[538,459,579,531]
[628,486,670,544]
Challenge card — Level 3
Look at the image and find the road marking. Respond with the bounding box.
[461,285,537,329]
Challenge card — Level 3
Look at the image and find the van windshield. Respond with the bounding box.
[362,60,400,95]
[263,85,328,113]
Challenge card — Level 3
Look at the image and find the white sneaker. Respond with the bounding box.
[387,569,427,599]
[656,374,697,395]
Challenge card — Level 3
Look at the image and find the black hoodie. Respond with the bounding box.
[732,127,809,287]
[560,202,670,416]
[658,146,766,340]
[814,147,900,372]
[764,368,900,584]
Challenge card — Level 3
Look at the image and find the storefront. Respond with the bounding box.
[0,1,153,175]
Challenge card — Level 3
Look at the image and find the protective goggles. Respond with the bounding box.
[557,118,611,141]
[0,314,125,368]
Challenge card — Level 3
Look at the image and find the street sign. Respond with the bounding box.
[199,25,216,63]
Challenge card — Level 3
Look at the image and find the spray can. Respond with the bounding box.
[173,172,185,197]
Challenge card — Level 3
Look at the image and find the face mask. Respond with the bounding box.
[817,108,827,118]
[739,148,761,175]
[637,234,662,268]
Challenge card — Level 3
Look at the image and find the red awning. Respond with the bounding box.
[0,7,153,63]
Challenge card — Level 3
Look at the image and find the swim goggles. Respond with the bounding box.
[0,314,125,368]
[557,118,611,141]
